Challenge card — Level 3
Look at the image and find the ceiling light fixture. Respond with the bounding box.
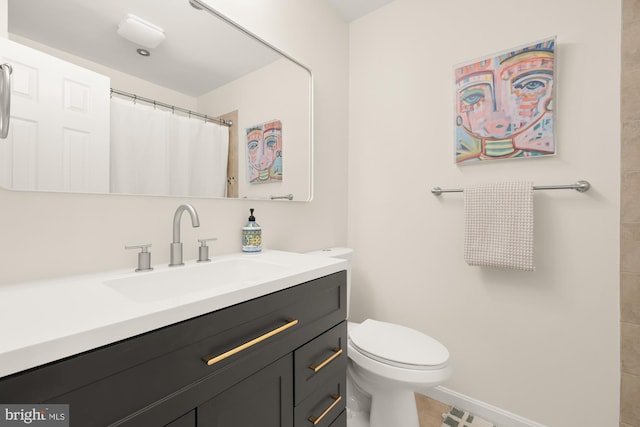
[117,14,165,49]
[136,48,151,57]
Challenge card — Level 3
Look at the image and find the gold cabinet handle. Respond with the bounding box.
[309,348,343,373]
[202,319,299,366]
[308,394,342,425]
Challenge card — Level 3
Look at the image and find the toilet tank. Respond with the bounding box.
[305,248,352,317]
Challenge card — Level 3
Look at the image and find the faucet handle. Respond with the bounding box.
[125,244,154,272]
[197,238,218,263]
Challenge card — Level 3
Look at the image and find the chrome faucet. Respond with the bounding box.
[170,204,200,266]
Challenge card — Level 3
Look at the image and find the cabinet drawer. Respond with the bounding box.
[294,374,345,427]
[164,410,195,427]
[328,410,346,427]
[294,322,347,405]
[196,354,293,427]
[0,271,346,427]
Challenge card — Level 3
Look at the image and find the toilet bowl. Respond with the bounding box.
[306,248,452,427]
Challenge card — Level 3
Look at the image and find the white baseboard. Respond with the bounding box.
[423,386,547,427]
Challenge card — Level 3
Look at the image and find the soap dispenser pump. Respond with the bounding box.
[242,208,262,253]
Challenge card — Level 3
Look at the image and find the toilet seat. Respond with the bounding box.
[349,319,449,370]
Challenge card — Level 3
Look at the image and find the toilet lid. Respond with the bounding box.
[349,319,449,369]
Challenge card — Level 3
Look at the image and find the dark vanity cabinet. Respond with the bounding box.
[0,271,347,427]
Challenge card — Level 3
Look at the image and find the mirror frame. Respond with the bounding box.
[2,0,314,202]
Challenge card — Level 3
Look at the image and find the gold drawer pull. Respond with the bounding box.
[308,394,342,425]
[309,348,343,373]
[202,319,299,366]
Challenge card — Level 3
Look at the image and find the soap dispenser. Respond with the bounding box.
[242,208,262,253]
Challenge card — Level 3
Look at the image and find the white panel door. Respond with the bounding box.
[0,37,110,192]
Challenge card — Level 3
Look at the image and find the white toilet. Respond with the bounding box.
[308,248,452,427]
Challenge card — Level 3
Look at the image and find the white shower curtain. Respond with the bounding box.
[110,97,229,197]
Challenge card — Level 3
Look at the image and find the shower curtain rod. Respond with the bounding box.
[110,88,233,127]
[431,180,591,196]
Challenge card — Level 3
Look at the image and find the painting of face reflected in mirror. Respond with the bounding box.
[247,119,283,185]
[0,0,312,200]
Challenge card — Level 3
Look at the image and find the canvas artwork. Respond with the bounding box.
[455,37,556,164]
[246,119,283,184]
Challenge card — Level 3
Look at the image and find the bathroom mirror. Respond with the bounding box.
[1,0,312,201]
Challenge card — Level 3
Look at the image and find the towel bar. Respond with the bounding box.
[431,180,590,196]
[270,194,294,200]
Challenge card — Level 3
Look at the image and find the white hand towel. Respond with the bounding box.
[463,181,535,271]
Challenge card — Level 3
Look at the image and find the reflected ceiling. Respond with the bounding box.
[8,0,281,97]
[327,0,396,21]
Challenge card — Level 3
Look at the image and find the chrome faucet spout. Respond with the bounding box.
[173,204,200,243]
[170,204,200,266]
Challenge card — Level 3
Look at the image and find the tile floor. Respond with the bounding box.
[415,393,453,427]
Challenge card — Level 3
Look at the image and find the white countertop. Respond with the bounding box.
[0,250,347,378]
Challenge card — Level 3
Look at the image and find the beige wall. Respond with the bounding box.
[0,0,349,284]
[348,0,621,425]
[621,1,640,425]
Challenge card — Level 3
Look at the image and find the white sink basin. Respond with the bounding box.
[105,256,288,302]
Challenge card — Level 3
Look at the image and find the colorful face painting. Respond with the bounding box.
[246,120,283,184]
[455,37,556,164]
